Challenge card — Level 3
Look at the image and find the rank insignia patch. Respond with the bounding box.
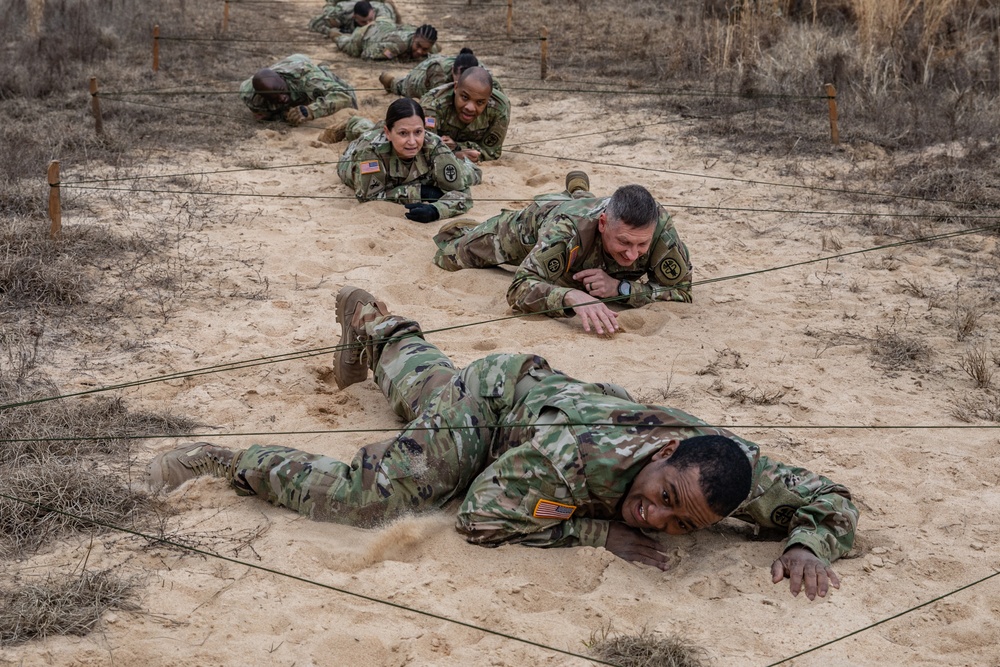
[533,499,576,520]
[360,160,381,175]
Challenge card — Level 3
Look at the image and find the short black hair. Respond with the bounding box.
[667,435,753,517]
[415,24,438,43]
[353,1,373,16]
[605,184,658,229]
[385,97,424,130]
[453,47,479,75]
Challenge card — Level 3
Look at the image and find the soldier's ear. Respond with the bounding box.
[651,439,681,462]
[597,212,607,233]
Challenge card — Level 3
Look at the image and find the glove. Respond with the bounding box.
[404,203,440,223]
[420,184,445,202]
[285,105,312,125]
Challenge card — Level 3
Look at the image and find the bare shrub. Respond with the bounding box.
[950,392,1000,423]
[869,326,930,369]
[953,303,980,341]
[959,344,993,389]
[588,625,710,667]
[0,569,139,645]
[728,385,786,405]
[697,347,747,376]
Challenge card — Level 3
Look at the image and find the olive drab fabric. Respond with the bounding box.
[239,54,357,121]
[337,117,480,219]
[308,0,397,37]
[433,189,693,316]
[420,82,511,161]
[231,312,857,565]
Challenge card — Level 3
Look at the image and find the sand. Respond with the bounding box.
[3,2,999,665]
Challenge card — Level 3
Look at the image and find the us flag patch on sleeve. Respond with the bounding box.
[533,499,576,520]
[360,160,381,174]
[425,117,436,128]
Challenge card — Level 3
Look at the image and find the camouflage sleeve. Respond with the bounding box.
[427,142,476,219]
[506,218,578,317]
[629,229,693,306]
[458,94,509,162]
[335,29,364,57]
[301,69,356,119]
[307,6,336,36]
[456,423,611,549]
[731,455,859,565]
[337,140,400,203]
[362,28,408,60]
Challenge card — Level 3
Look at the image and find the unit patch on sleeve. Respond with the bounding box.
[360,160,382,175]
[443,164,458,183]
[483,132,501,147]
[660,257,681,280]
[533,499,576,520]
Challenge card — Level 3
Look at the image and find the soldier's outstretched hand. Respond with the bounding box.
[605,522,672,570]
[573,268,617,298]
[771,546,841,600]
[564,290,618,335]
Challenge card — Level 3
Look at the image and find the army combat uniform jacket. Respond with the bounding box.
[239,54,357,121]
[337,118,479,219]
[336,19,428,60]
[233,315,857,566]
[308,0,397,36]
[433,192,692,316]
[420,82,510,161]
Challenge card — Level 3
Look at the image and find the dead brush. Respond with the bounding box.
[869,326,930,369]
[728,386,786,405]
[587,625,710,667]
[0,452,159,558]
[950,391,1000,423]
[959,344,993,389]
[0,568,140,645]
[953,303,980,341]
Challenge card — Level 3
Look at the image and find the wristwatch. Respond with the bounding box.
[617,280,631,297]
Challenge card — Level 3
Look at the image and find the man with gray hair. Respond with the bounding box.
[433,171,692,335]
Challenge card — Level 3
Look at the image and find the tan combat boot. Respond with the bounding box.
[565,170,590,195]
[378,71,395,93]
[318,107,358,144]
[146,442,241,492]
[333,286,389,389]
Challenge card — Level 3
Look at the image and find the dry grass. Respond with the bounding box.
[588,626,711,667]
[869,326,931,369]
[728,385,786,405]
[0,569,139,646]
[959,343,993,389]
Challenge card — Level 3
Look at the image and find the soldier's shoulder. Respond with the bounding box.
[489,87,511,112]
[421,83,454,106]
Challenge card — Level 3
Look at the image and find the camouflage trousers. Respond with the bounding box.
[232,314,552,527]
[432,188,593,271]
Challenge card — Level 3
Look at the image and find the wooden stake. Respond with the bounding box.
[824,83,840,145]
[47,161,62,240]
[89,76,103,135]
[540,26,549,81]
[506,0,512,39]
[222,0,230,33]
[153,24,160,72]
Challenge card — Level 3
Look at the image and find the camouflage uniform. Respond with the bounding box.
[336,117,480,220]
[336,19,429,61]
[433,188,692,317]
[419,82,510,161]
[239,54,357,122]
[308,0,397,37]
[391,56,499,99]
[232,313,857,564]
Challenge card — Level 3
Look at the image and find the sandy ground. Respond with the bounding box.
[4,2,1000,666]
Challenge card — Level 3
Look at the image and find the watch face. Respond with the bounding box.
[619,281,630,296]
